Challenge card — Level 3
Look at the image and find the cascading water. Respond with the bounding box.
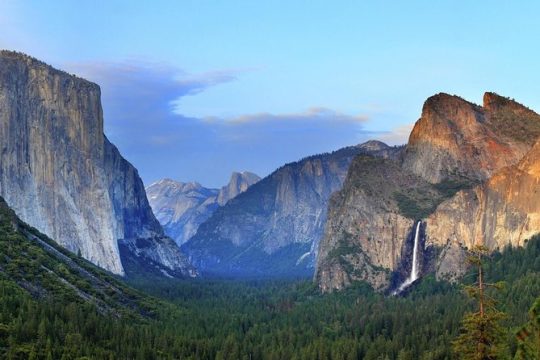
[393,221,422,295]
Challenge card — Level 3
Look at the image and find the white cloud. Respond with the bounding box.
[377,123,414,145]
[216,107,369,125]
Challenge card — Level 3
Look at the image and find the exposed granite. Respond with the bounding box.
[315,156,439,292]
[316,92,540,292]
[403,93,539,184]
[427,139,540,280]
[0,51,194,276]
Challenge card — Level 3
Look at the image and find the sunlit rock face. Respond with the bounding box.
[427,139,540,280]
[0,51,194,276]
[316,92,540,292]
[403,92,540,184]
[146,172,260,246]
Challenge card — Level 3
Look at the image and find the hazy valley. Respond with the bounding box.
[0,49,538,359]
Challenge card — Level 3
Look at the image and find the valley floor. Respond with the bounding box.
[2,237,540,359]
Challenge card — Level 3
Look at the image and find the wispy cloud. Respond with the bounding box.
[67,61,376,187]
[211,107,369,125]
[69,61,241,110]
[377,123,414,145]
[174,69,242,95]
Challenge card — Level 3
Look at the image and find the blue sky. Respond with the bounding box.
[2,1,540,187]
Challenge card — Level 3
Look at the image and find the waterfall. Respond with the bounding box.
[393,221,422,295]
[409,221,421,282]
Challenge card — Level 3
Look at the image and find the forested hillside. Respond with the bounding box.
[2,188,537,360]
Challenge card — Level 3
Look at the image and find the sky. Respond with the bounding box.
[1,1,540,187]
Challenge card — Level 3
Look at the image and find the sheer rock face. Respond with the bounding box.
[0,51,193,276]
[315,156,439,292]
[146,172,260,246]
[182,142,404,277]
[217,171,260,206]
[427,139,540,280]
[316,92,540,292]
[403,93,539,184]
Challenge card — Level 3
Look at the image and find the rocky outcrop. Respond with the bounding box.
[0,51,194,276]
[403,93,540,184]
[183,142,404,277]
[315,156,445,292]
[217,171,260,206]
[119,236,197,278]
[146,172,260,246]
[427,139,540,280]
[316,92,540,292]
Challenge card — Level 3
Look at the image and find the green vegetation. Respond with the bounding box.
[486,96,540,145]
[514,298,540,359]
[434,179,475,199]
[1,191,539,358]
[342,154,474,220]
[394,178,474,220]
[326,232,360,261]
[453,246,507,359]
[394,192,437,220]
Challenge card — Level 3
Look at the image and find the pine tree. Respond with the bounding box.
[453,245,507,360]
[514,298,540,359]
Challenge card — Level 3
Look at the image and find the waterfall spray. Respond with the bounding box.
[393,221,422,295]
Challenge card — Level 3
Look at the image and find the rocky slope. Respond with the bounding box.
[0,51,194,277]
[0,195,151,315]
[146,172,260,246]
[183,141,403,277]
[316,92,540,292]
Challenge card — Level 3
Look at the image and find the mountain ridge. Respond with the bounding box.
[316,91,540,292]
[183,142,404,277]
[147,171,260,246]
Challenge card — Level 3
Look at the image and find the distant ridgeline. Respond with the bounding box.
[181,141,403,278]
[316,92,540,293]
[146,171,261,247]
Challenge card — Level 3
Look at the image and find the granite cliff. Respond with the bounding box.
[146,172,260,246]
[427,138,540,281]
[0,51,194,277]
[316,92,540,292]
[403,92,540,183]
[315,156,451,292]
[183,141,403,277]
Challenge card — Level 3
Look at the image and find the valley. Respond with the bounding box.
[0,46,539,359]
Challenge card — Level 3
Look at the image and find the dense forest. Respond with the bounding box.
[1,227,539,359]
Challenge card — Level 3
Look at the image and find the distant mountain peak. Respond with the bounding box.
[218,171,261,206]
[404,91,540,184]
[421,92,481,117]
[357,140,390,152]
[147,170,259,246]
